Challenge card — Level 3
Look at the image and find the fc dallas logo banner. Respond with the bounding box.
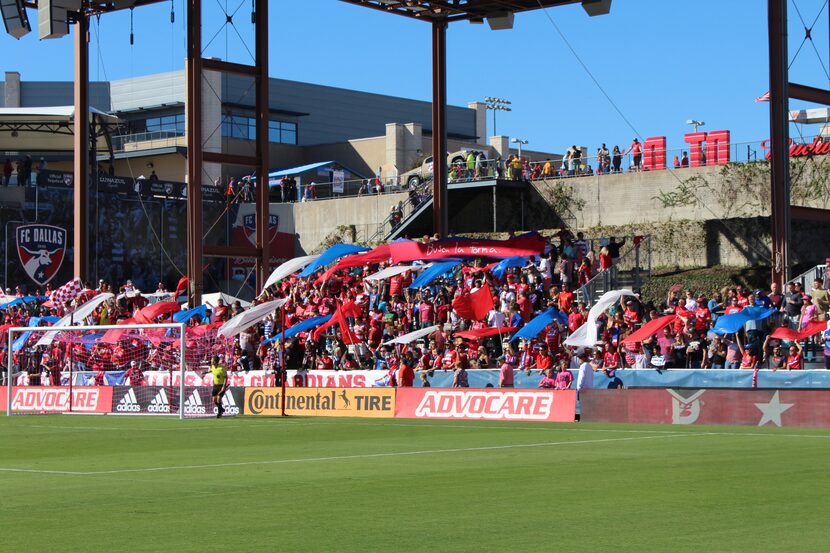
[241,213,279,246]
[16,224,67,286]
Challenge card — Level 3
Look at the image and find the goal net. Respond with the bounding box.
[4,322,235,419]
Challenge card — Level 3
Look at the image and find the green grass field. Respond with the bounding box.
[1,415,828,552]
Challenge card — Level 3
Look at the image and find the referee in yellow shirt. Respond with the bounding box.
[208,355,228,418]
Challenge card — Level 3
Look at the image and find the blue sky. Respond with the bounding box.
[2,0,828,154]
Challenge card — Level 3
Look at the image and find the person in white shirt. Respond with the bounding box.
[487,308,506,328]
[499,284,515,314]
[576,352,594,397]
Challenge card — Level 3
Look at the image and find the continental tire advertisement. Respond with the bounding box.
[244,387,395,417]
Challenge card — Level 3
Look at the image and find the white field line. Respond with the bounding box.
[12,418,830,439]
[0,433,694,476]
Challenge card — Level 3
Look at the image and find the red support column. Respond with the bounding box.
[768,0,790,287]
[431,20,448,238]
[255,0,270,293]
[73,14,89,283]
[186,0,204,305]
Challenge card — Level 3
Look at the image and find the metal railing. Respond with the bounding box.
[527,135,826,180]
[576,235,652,307]
[111,131,184,152]
[788,264,826,291]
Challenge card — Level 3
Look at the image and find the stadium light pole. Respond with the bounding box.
[511,138,529,159]
[483,97,511,136]
[686,119,705,133]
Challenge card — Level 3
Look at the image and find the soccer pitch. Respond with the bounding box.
[0,416,828,552]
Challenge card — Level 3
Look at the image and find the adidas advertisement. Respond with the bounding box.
[110,386,179,415]
[110,387,245,416]
[115,388,142,413]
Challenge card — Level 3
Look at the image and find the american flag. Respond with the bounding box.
[755,91,771,102]
[51,277,85,306]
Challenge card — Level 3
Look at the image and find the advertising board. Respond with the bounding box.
[244,387,395,418]
[395,388,576,422]
[580,388,830,427]
[0,386,112,413]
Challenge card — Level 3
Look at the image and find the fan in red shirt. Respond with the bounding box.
[786,344,803,370]
[568,307,585,333]
[317,352,334,371]
[124,361,144,386]
[694,301,711,332]
[517,292,533,322]
[558,285,575,313]
[535,344,554,373]
[601,342,621,369]
[622,301,640,326]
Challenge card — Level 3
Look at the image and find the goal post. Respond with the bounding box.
[5,323,188,419]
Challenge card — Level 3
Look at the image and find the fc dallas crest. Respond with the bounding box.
[16,224,67,286]
[241,213,279,246]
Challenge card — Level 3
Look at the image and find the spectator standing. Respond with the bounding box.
[611,146,622,173]
[680,152,689,167]
[576,352,594,398]
[626,139,642,171]
[606,236,626,265]
[2,158,12,186]
[499,360,514,388]
[783,282,804,329]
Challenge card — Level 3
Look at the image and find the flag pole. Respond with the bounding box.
[280,302,287,417]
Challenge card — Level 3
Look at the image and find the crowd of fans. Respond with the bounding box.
[2,229,828,391]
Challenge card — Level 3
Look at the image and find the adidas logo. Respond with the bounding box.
[147,389,170,413]
[217,393,240,416]
[183,390,206,415]
[116,388,141,412]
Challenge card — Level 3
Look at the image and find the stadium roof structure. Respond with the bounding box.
[0,106,120,152]
[337,0,608,22]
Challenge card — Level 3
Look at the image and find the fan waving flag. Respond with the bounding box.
[173,276,189,299]
[452,283,494,321]
[312,303,358,344]
[51,277,85,306]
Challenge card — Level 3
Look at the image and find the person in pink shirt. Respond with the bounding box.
[499,361,514,388]
[554,362,573,389]
[538,368,557,388]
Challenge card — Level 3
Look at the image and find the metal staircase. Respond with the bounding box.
[576,236,652,307]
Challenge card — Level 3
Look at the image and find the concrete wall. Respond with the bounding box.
[290,192,408,254]
[534,161,830,229]
[529,159,830,268]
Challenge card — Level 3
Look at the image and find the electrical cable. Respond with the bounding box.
[534,0,776,263]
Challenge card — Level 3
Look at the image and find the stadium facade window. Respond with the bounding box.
[222,115,297,144]
[144,113,186,135]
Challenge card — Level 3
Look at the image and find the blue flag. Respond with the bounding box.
[511,308,569,342]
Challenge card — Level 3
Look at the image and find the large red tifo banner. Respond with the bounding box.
[396,388,576,422]
[0,386,113,413]
[389,234,546,264]
[580,389,830,428]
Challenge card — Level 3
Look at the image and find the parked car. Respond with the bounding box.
[400,149,488,188]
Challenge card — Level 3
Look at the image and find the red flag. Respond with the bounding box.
[623,315,677,346]
[770,320,826,341]
[312,303,358,344]
[452,283,494,321]
[174,276,189,299]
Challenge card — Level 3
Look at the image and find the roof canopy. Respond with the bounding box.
[0,106,121,152]
[338,1,594,22]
